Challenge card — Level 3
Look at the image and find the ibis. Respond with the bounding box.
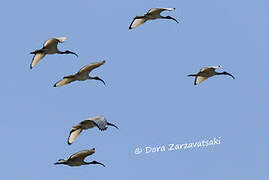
[129,8,179,29]
[54,61,106,87]
[188,66,235,85]
[30,37,78,69]
[68,116,118,145]
[54,148,105,167]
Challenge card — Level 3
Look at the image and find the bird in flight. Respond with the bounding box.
[68,116,119,145]
[129,8,179,29]
[54,148,105,167]
[188,66,235,85]
[54,61,106,87]
[30,37,78,69]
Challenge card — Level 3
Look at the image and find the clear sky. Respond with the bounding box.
[1,0,268,179]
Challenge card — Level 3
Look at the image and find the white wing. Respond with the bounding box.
[43,37,66,48]
[195,76,209,85]
[88,116,108,131]
[147,8,175,15]
[200,66,221,72]
[54,75,76,87]
[78,61,105,75]
[43,39,57,48]
[129,17,147,29]
[30,53,46,69]
[68,128,82,145]
[55,37,67,43]
[69,149,95,160]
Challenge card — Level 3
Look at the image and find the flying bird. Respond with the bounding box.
[54,148,105,167]
[30,37,78,69]
[68,116,119,145]
[54,61,106,87]
[129,8,179,29]
[188,66,235,85]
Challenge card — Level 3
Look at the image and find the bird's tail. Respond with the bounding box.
[54,159,66,165]
[30,49,44,54]
[187,74,196,77]
[54,162,64,165]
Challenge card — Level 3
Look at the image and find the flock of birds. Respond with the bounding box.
[30,7,235,168]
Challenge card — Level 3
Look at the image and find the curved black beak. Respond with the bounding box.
[70,51,78,57]
[166,16,179,23]
[64,50,78,57]
[107,122,119,130]
[92,77,106,85]
[90,161,106,167]
[223,72,235,79]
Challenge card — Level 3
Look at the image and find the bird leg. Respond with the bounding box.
[54,159,67,165]
[187,74,197,77]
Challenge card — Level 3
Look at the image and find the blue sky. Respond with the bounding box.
[1,0,268,179]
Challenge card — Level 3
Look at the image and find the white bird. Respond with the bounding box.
[54,148,105,167]
[129,8,179,29]
[188,66,235,85]
[54,61,106,87]
[68,116,119,145]
[30,37,78,69]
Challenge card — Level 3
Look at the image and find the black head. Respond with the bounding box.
[165,16,179,23]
